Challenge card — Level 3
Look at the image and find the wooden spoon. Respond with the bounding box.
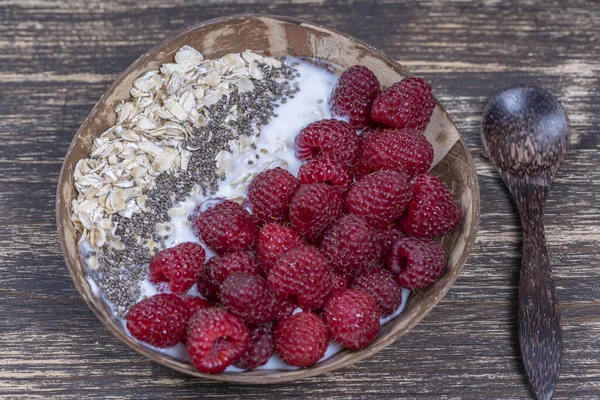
[481,86,567,400]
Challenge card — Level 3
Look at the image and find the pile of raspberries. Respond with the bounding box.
[124,65,462,374]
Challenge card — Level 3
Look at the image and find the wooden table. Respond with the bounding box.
[1,1,599,399]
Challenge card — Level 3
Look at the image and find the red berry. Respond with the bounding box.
[180,296,212,343]
[148,242,205,294]
[399,173,462,238]
[233,325,274,370]
[248,167,299,224]
[344,170,412,227]
[274,312,329,367]
[289,183,342,240]
[297,156,353,195]
[378,223,406,259]
[181,295,211,318]
[354,128,433,179]
[255,223,302,273]
[207,251,259,283]
[186,308,249,373]
[386,236,447,290]
[192,200,256,254]
[294,119,359,166]
[268,245,331,309]
[220,273,278,325]
[371,77,436,132]
[331,65,380,129]
[330,269,351,293]
[276,300,296,320]
[323,289,380,350]
[321,215,382,275]
[350,269,403,317]
[196,265,220,303]
[126,294,187,348]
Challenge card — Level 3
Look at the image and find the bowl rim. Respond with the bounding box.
[56,13,480,384]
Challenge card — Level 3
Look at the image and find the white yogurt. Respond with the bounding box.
[82,58,413,371]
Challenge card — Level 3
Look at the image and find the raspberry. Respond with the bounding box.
[180,296,211,343]
[207,251,259,283]
[399,173,462,238]
[196,265,220,303]
[354,128,433,179]
[248,167,299,224]
[330,269,350,293]
[297,156,353,195]
[220,273,278,325]
[181,296,211,318]
[294,119,359,166]
[255,223,302,273]
[192,200,256,253]
[233,325,274,370]
[276,300,296,320]
[126,294,187,348]
[344,169,412,228]
[386,236,447,290]
[378,223,406,259]
[371,77,436,132]
[148,242,205,294]
[350,269,403,317]
[289,183,342,240]
[323,289,380,350]
[186,308,249,374]
[330,65,380,129]
[321,215,382,275]
[274,312,329,367]
[268,245,331,309]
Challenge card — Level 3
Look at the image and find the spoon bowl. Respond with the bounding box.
[482,86,568,400]
[482,86,568,180]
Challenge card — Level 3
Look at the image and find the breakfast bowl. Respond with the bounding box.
[56,14,480,383]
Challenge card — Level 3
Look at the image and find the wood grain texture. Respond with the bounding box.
[1,0,599,399]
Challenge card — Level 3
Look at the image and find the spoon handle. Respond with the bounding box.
[513,182,563,400]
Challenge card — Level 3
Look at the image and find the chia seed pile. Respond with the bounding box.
[90,59,300,317]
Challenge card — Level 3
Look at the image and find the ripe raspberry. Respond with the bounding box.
[330,65,380,129]
[126,293,187,348]
[248,167,299,224]
[294,119,359,166]
[330,269,350,293]
[350,269,402,317]
[321,215,382,275]
[289,183,342,240]
[276,300,296,320]
[233,325,274,370]
[181,296,211,318]
[207,251,259,283]
[354,128,433,179]
[344,169,412,228]
[371,77,436,132]
[192,200,256,253]
[399,173,462,238]
[274,312,329,367]
[186,308,249,374]
[268,245,331,309]
[220,273,278,325]
[148,242,205,294]
[255,223,302,273]
[196,266,220,303]
[378,223,406,259]
[385,236,447,290]
[297,156,353,195]
[323,289,380,350]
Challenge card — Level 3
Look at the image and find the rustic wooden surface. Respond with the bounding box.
[1,0,599,399]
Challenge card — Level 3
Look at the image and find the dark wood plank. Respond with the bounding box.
[1,0,599,398]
